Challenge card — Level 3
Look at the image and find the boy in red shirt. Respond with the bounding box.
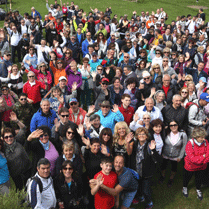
[90,157,118,209]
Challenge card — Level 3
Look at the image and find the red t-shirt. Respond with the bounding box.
[94,171,118,209]
[162,85,170,98]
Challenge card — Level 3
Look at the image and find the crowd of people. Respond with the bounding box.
[0,1,209,209]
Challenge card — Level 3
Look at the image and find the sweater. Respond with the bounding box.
[0,152,10,185]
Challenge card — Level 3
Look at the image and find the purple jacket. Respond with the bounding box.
[65,65,82,92]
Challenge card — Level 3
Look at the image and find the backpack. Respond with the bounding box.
[189,138,207,149]
[126,167,140,180]
[105,24,110,34]
[185,102,199,113]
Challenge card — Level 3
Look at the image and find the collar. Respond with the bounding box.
[194,139,205,146]
[63,154,75,161]
[29,80,36,86]
[143,105,155,112]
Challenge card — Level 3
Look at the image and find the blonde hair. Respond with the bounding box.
[191,127,207,139]
[197,46,204,52]
[166,41,172,48]
[113,121,130,148]
[11,64,18,73]
[150,63,161,76]
[62,140,75,151]
[185,75,193,82]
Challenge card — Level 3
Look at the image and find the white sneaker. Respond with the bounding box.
[182,187,188,198]
[197,190,203,200]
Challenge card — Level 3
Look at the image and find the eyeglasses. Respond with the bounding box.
[138,133,146,136]
[20,98,27,101]
[124,56,129,58]
[40,134,49,138]
[171,54,176,56]
[164,52,169,54]
[2,88,8,91]
[65,52,71,54]
[169,124,178,127]
[70,102,77,106]
[185,80,191,82]
[4,135,13,139]
[163,60,168,62]
[40,65,45,68]
[29,76,35,78]
[144,77,150,80]
[101,106,110,108]
[182,91,188,94]
[61,114,69,118]
[67,131,74,135]
[143,117,150,120]
[156,52,161,55]
[57,62,62,64]
[29,49,34,51]
[63,167,73,171]
[103,133,111,136]
[101,83,108,85]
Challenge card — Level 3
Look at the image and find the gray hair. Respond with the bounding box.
[37,158,50,168]
[40,98,50,105]
[172,94,181,101]
[145,97,154,104]
[163,74,171,80]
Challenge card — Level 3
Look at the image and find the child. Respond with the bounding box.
[91,157,118,209]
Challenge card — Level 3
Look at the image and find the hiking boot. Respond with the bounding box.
[182,187,188,198]
[145,201,153,209]
[197,190,203,200]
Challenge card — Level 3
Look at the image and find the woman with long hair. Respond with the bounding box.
[99,128,113,155]
[150,63,162,85]
[179,87,189,107]
[95,32,107,58]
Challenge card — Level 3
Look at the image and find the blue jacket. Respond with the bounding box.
[31,10,42,19]
[108,85,124,106]
[0,58,12,77]
[0,152,10,184]
[95,110,124,133]
[30,108,57,132]
[185,67,208,85]
[82,39,94,57]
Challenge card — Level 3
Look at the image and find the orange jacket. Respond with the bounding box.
[69,107,87,125]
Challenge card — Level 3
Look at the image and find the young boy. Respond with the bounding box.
[91,157,118,209]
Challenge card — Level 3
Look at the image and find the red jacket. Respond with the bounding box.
[184,139,209,171]
[119,105,134,126]
[23,80,45,104]
[69,107,87,125]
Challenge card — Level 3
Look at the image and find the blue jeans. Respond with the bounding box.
[120,189,137,208]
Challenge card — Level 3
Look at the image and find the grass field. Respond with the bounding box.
[1,0,209,208]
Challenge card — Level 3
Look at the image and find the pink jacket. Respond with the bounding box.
[184,139,209,171]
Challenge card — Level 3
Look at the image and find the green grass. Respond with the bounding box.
[1,0,209,208]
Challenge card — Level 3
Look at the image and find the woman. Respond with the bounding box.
[78,57,93,108]
[19,33,30,59]
[0,84,18,127]
[135,60,147,81]
[35,16,43,34]
[2,115,32,190]
[183,40,196,59]
[194,46,205,68]
[29,61,53,91]
[85,114,104,139]
[62,48,75,68]
[159,120,187,187]
[99,128,113,156]
[183,75,193,87]
[130,112,151,131]
[187,81,197,102]
[54,160,82,209]
[51,39,63,59]
[8,64,24,95]
[23,46,38,70]
[131,127,161,209]
[150,63,162,85]
[154,90,166,111]
[103,66,116,84]
[26,125,61,176]
[137,49,148,63]
[55,141,83,177]
[170,52,178,68]
[183,127,209,200]
[115,67,125,84]
[149,119,165,155]
[179,87,189,107]
[95,32,107,58]
[50,59,67,86]
[150,49,163,70]
[0,139,10,195]
[112,121,134,165]
[174,55,187,76]
[109,77,124,106]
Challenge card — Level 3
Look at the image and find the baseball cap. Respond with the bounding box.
[200,93,209,102]
[199,77,207,83]
[69,98,78,103]
[92,52,97,56]
[58,76,67,81]
[101,78,109,83]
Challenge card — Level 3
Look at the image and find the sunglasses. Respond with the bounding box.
[61,114,69,118]
[65,52,71,54]
[182,91,188,94]
[185,80,191,82]
[70,102,77,106]
[163,60,168,62]
[144,77,150,80]
[40,134,49,138]
[164,52,169,53]
[156,53,161,55]
[40,65,45,68]
[63,167,73,171]
[101,83,108,85]
[98,68,103,70]
[172,54,176,56]
[20,98,27,101]
[29,76,35,78]
[57,62,62,64]
[67,131,74,135]
[4,135,13,139]
[6,54,11,56]
[143,117,150,120]
[153,68,160,70]
[103,133,111,136]
[124,56,129,58]
[2,88,8,91]
[169,124,178,127]
[101,106,110,108]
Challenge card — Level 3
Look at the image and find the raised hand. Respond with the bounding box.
[7,66,12,73]
[91,71,97,79]
[96,174,104,186]
[149,140,156,150]
[125,132,134,143]
[127,84,132,91]
[88,105,95,115]
[101,144,108,156]
[54,118,61,129]
[82,137,90,147]
[87,66,91,73]
[112,104,119,113]
[85,117,92,130]
[58,95,64,104]
[27,129,44,141]
[10,111,18,121]
[71,82,78,92]
[133,113,139,122]
[77,124,84,136]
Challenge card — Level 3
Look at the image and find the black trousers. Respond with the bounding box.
[183,168,205,190]
[11,45,21,63]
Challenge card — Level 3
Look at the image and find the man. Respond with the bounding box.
[163,29,172,42]
[96,23,107,38]
[17,19,28,36]
[0,35,9,57]
[119,94,134,126]
[95,101,124,133]
[30,98,57,132]
[0,51,12,77]
[185,61,208,84]
[5,24,21,63]
[91,155,138,209]
[161,57,177,80]
[186,16,198,34]
[188,93,209,136]
[89,52,106,72]
[157,74,178,104]
[67,35,80,63]
[152,29,163,46]
[27,158,56,209]
[69,98,86,125]
[13,93,35,132]
[196,34,207,49]
[135,97,163,122]
[46,0,56,16]
[30,25,42,45]
[82,32,94,57]
[162,94,188,131]
[85,44,94,60]
[123,66,137,87]
[117,53,135,71]
[45,22,58,46]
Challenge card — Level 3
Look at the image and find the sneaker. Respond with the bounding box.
[132,198,139,204]
[139,196,145,202]
[145,201,153,209]
[197,190,203,200]
[159,175,165,184]
[182,187,188,198]
[167,179,173,187]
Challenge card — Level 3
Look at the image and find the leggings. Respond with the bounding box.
[183,168,205,190]
[161,158,178,172]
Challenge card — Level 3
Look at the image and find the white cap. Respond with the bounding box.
[59,76,67,81]
[142,71,150,78]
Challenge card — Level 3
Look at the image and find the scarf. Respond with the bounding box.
[39,140,50,150]
[136,142,146,174]
[4,140,17,157]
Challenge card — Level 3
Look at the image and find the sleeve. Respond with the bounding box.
[30,114,37,132]
[114,110,124,123]
[60,35,67,48]
[178,133,187,159]
[49,61,56,74]
[118,172,130,189]
[30,66,39,77]
[188,105,202,126]
[65,64,71,75]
